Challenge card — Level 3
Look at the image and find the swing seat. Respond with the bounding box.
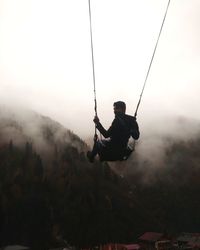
[99,146,133,162]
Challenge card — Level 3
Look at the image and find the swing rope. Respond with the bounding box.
[134,0,171,118]
[88,0,99,142]
[88,0,171,147]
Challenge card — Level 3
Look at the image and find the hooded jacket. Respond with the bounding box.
[96,113,140,148]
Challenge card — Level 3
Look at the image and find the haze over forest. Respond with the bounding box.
[1,104,200,178]
[0,106,200,250]
[1,104,200,169]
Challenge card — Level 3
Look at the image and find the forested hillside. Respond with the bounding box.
[0,108,145,249]
[0,107,200,249]
[126,136,200,233]
[0,141,145,249]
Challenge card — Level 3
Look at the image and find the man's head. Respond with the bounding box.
[113,101,126,115]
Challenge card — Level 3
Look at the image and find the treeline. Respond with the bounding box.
[1,136,200,250]
[0,141,144,250]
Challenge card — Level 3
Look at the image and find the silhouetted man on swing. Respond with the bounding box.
[87,101,140,162]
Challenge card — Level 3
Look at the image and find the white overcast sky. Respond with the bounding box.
[0,0,200,138]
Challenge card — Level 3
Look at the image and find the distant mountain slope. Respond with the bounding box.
[0,106,87,161]
[1,106,200,249]
[0,106,145,249]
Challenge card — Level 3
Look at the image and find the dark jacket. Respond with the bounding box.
[96,113,140,149]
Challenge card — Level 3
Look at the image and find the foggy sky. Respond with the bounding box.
[0,0,200,138]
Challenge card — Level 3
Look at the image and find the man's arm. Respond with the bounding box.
[131,119,140,140]
[93,116,112,138]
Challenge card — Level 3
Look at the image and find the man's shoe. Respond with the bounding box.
[86,151,94,163]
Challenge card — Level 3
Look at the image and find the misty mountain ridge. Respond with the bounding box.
[1,105,200,167]
[134,114,200,162]
[0,105,143,248]
[1,104,200,188]
[0,105,87,163]
[111,114,200,185]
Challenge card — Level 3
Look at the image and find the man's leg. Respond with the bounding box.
[87,140,106,162]
[87,140,100,162]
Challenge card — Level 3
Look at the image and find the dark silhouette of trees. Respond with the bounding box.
[0,141,143,249]
[1,133,200,249]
